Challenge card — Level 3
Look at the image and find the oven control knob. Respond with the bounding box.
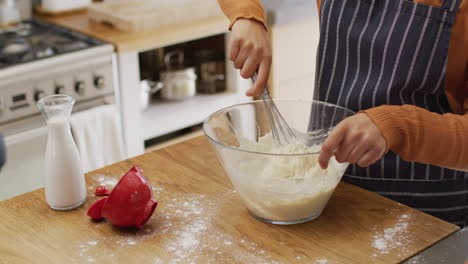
[34,90,46,102]
[75,81,85,95]
[94,76,105,89]
[55,85,66,95]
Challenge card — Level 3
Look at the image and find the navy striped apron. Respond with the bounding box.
[315,0,467,227]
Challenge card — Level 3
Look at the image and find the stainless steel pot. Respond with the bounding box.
[195,50,226,94]
[157,50,197,101]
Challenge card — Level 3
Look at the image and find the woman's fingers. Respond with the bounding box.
[320,113,387,169]
[348,143,369,164]
[229,19,272,96]
[233,45,250,69]
[357,149,382,168]
[229,38,242,61]
[334,132,360,163]
[319,123,347,169]
[247,56,271,96]
[241,55,260,79]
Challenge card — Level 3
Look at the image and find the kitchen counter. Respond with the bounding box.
[40,11,229,53]
[40,0,315,53]
[0,136,459,263]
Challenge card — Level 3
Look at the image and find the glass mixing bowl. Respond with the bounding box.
[203,100,355,225]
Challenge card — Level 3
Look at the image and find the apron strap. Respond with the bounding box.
[441,0,461,12]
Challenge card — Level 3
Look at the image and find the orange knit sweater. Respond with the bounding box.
[218,0,468,171]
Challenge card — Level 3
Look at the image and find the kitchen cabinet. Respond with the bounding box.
[0,136,459,263]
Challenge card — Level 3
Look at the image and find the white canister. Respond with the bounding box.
[0,0,21,26]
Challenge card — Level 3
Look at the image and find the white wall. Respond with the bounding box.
[270,4,320,101]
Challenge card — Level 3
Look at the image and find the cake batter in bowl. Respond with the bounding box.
[203,100,354,224]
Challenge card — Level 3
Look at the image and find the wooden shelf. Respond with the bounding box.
[141,92,243,140]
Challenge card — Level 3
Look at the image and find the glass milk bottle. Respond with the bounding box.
[37,94,86,210]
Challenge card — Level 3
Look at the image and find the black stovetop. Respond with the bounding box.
[0,19,105,69]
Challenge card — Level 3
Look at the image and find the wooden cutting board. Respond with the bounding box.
[88,0,224,32]
[0,137,458,264]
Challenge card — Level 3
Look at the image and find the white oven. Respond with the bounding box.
[0,96,114,200]
[2,120,48,200]
[0,21,116,199]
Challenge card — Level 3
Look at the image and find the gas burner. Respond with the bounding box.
[0,39,30,64]
[1,40,29,55]
[36,46,54,58]
[0,19,104,69]
[57,40,89,53]
[1,22,32,37]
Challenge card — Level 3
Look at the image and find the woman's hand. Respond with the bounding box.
[318,113,387,169]
[229,18,272,96]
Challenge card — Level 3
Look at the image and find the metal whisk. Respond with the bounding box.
[251,73,297,145]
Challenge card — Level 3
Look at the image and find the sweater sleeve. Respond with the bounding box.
[362,102,468,171]
[217,0,267,30]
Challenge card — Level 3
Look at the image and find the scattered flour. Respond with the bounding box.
[371,238,387,250]
[87,240,98,246]
[315,259,328,264]
[371,213,414,255]
[152,186,164,192]
[153,257,164,264]
[159,194,281,264]
[91,174,119,189]
[78,188,284,264]
[79,240,107,262]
